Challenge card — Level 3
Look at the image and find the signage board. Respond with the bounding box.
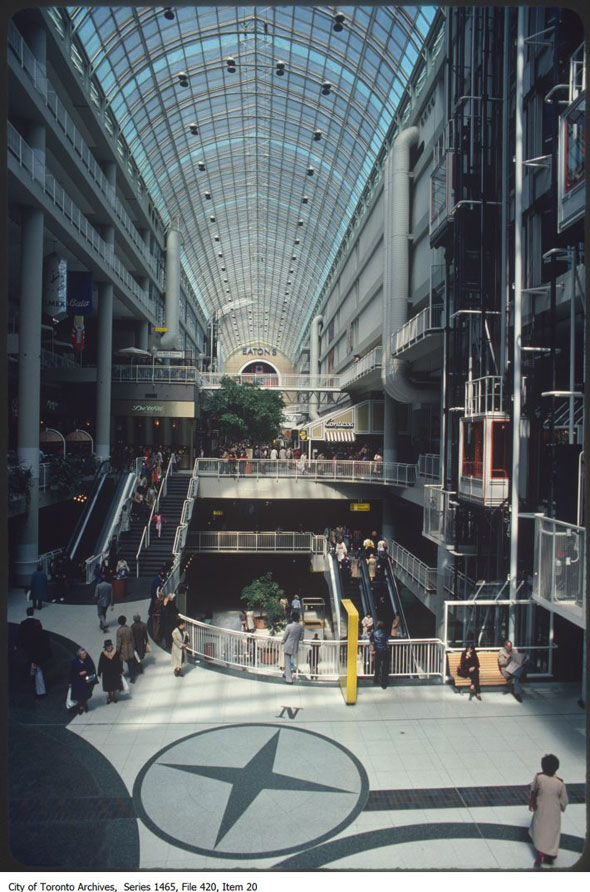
[67,270,94,314]
[154,326,169,332]
[112,399,195,418]
[156,350,185,360]
[213,510,224,516]
[350,503,371,512]
[43,254,68,320]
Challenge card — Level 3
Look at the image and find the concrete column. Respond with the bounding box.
[383,393,397,463]
[161,221,182,350]
[15,208,44,584]
[143,418,154,447]
[137,319,149,351]
[161,417,172,447]
[96,282,113,458]
[126,416,135,445]
[381,497,395,542]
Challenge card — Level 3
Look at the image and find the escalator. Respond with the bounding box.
[66,461,127,571]
[383,557,410,638]
[359,558,378,623]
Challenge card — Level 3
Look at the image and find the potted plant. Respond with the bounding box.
[240,572,286,665]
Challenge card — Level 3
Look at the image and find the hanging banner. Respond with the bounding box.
[67,270,94,314]
[72,315,85,353]
[43,254,68,320]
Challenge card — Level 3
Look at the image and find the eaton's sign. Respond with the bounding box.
[242,347,278,356]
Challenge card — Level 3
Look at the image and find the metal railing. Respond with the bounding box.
[416,453,441,480]
[186,531,325,554]
[199,373,342,391]
[8,121,157,321]
[112,365,199,384]
[37,547,64,579]
[533,515,585,611]
[135,457,173,575]
[392,303,444,356]
[194,458,417,487]
[179,614,447,681]
[158,475,199,599]
[338,347,383,388]
[8,20,163,288]
[423,485,457,546]
[389,540,438,595]
[40,349,79,369]
[465,376,504,416]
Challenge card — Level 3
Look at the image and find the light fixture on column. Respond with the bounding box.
[198,161,206,171]
[163,8,175,21]
[307,166,315,176]
[275,60,286,76]
[321,81,332,96]
[226,57,236,73]
[188,122,198,135]
[177,71,189,88]
[313,129,322,141]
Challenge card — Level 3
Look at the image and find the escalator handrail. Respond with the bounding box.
[359,557,377,623]
[67,459,112,560]
[384,556,410,638]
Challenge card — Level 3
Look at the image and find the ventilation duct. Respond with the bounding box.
[309,314,323,420]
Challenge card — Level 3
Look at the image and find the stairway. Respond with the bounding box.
[118,472,191,578]
[338,563,365,619]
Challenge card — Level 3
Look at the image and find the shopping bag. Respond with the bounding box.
[120,675,131,694]
[66,685,78,709]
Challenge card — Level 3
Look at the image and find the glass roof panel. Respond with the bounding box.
[67,4,435,360]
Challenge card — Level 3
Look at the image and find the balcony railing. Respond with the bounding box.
[186,531,326,554]
[112,365,199,384]
[199,373,342,391]
[389,540,437,595]
[465,376,504,416]
[195,458,417,488]
[8,123,157,320]
[533,515,585,612]
[391,303,443,356]
[339,347,383,388]
[423,485,457,546]
[179,615,447,681]
[416,453,441,480]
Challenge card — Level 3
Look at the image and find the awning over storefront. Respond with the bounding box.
[325,430,356,442]
[304,400,383,442]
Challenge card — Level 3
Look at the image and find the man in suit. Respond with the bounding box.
[29,563,49,610]
[282,611,304,684]
[131,613,149,673]
[17,607,51,696]
[94,574,113,632]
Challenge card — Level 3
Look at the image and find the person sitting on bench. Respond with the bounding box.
[498,640,529,702]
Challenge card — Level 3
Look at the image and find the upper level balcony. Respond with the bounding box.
[199,373,342,392]
[464,376,504,417]
[339,347,382,390]
[532,515,585,629]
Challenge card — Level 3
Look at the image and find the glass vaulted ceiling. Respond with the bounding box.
[68,5,435,361]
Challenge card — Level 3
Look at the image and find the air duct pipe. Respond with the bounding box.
[309,314,323,420]
[160,219,182,350]
[382,126,438,404]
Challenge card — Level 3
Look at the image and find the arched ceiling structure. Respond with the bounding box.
[68,5,435,361]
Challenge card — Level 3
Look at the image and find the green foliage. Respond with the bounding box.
[205,376,284,446]
[240,571,286,633]
[48,454,99,494]
[8,464,32,506]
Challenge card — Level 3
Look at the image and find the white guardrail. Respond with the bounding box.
[186,531,325,553]
[194,458,417,487]
[179,615,447,681]
[135,456,173,576]
[158,476,199,598]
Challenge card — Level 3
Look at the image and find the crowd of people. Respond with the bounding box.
[131,447,176,521]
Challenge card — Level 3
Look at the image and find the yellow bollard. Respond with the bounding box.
[339,599,359,704]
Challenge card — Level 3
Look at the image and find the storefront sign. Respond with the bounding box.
[112,399,195,418]
[156,350,185,359]
[242,346,278,356]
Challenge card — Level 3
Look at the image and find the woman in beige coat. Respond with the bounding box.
[171,620,187,677]
[529,753,568,867]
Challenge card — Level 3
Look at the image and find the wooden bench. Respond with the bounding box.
[447,650,509,691]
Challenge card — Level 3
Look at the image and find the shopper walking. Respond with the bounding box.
[529,754,568,868]
[29,563,49,610]
[282,611,304,684]
[94,574,113,632]
[69,647,96,714]
[131,613,149,673]
[97,640,123,704]
[17,607,51,697]
[171,620,188,677]
[371,620,389,689]
[116,615,137,683]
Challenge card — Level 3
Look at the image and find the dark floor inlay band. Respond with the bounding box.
[10,797,136,823]
[365,782,586,811]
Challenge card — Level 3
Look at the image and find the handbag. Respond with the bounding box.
[120,674,131,694]
[66,685,78,710]
[85,673,96,684]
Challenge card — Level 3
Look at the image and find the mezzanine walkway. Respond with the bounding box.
[195,457,417,487]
